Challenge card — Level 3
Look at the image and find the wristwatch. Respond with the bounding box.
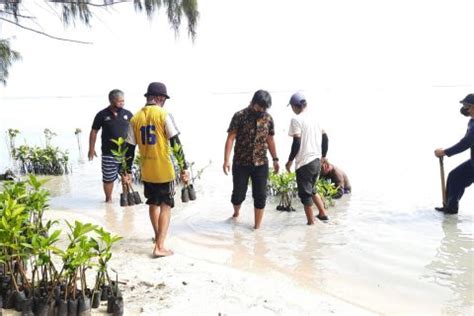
[272,157,279,162]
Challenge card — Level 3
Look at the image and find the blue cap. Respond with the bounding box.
[460,94,474,105]
[288,92,306,107]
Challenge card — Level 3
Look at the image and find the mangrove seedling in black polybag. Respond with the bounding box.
[111,137,140,206]
[268,171,297,212]
[171,143,193,203]
[90,227,122,308]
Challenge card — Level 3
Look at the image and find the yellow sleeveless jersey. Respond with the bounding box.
[130,106,176,183]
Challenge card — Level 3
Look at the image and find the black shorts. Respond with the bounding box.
[143,181,176,208]
[295,158,320,206]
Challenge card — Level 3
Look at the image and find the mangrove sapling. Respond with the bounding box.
[132,153,142,184]
[186,160,211,201]
[25,175,50,232]
[75,128,84,161]
[13,144,70,176]
[107,268,123,316]
[59,221,97,315]
[7,128,20,159]
[269,171,297,212]
[90,228,122,306]
[171,143,192,202]
[29,228,62,316]
[127,181,142,205]
[111,137,139,207]
[3,176,56,305]
[315,178,339,208]
[43,129,56,148]
[0,195,34,312]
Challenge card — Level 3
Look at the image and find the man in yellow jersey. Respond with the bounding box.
[126,82,189,258]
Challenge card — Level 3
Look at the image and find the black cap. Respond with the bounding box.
[459,93,474,106]
[144,82,170,99]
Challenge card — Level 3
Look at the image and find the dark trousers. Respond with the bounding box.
[231,164,269,209]
[295,159,320,206]
[446,160,474,210]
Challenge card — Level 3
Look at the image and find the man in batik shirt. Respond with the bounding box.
[223,90,279,229]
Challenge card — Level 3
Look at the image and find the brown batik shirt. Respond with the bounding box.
[227,106,275,166]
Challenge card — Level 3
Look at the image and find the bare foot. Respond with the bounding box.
[153,246,174,258]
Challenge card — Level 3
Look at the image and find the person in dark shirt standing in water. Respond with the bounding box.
[88,89,133,202]
[434,94,474,214]
[223,90,280,230]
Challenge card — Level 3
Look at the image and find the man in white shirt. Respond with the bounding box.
[285,92,329,224]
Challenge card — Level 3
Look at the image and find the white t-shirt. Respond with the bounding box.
[288,110,323,170]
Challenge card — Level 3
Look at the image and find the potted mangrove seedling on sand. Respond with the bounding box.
[1,176,125,316]
[57,220,97,316]
[171,143,195,202]
[0,176,59,315]
[90,227,123,313]
[111,137,142,207]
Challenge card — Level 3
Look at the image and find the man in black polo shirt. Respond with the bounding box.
[88,89,133,202]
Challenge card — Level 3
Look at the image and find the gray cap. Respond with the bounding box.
[288,92,306,106]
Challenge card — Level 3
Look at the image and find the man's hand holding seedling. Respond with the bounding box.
[180,169,190,184]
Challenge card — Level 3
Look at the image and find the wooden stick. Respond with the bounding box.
[439,157,447,205]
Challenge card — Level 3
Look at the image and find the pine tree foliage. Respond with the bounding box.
[0,38,21,85]
[0,0,199,85]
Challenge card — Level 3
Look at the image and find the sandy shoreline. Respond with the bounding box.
[1,209,373,315]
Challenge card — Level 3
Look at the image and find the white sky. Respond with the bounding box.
[1,1,473,207]
[1,0,474,100]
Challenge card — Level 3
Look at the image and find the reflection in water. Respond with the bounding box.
[424,217,474,315]
[43,174,71,197]
[104,203,136,238]
[292,226,328,287]
[226,217,332,290]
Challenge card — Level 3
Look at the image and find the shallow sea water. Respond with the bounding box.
[1,87,473,314]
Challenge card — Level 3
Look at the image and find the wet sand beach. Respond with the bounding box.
[11,157,469,315]
[2,87,474,314]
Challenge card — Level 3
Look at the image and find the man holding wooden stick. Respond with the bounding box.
[434,94,474,214]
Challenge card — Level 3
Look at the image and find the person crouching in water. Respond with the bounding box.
[320,160,351,199]
[285,92,329,224]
